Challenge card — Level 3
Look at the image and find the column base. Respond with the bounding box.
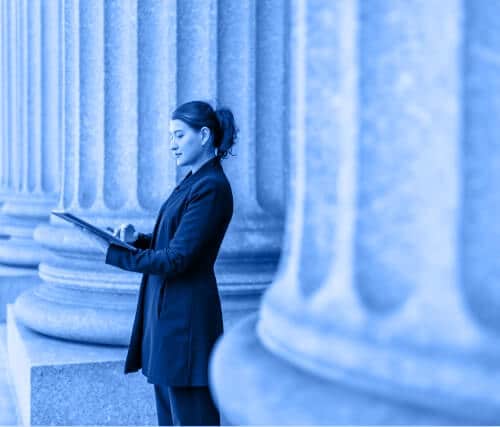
[215,250,275,330]
[13,286,135,346]
[210,314,465,425]
[0,237,47,268]
[219,285,265,330]
[6,305,156,426]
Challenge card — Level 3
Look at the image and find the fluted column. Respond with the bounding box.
[462,0,500,335]
[137,0,177,210]
[212,0,500,424]
[0,0,10,238]
[0,0,60,322]
[0,0,60,264]
[258,0,363,372]
[0,0,5,194]
[140,0,288,327]
[15,0,177,345]
[0,0,9,201]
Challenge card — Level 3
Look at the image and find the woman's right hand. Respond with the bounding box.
[109,224,138,243]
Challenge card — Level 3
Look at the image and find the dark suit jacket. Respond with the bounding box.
[105,157,233,386]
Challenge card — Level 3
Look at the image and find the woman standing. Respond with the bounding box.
[99,101,236,425]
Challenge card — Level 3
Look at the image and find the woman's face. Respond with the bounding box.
[169,119,208,168]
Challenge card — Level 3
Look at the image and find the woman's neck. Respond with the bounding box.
[190,154,216,175]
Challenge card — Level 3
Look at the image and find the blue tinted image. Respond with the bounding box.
[0,0,498,425]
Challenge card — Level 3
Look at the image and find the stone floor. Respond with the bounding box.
[0,323,19,425]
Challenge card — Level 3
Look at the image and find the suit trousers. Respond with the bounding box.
[153,384,220,426]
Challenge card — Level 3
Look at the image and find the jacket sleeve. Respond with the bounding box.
[105,179,228,277]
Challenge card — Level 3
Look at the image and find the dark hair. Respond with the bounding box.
[171,101,237,159]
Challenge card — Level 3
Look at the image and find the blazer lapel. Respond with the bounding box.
[149,158,220,248]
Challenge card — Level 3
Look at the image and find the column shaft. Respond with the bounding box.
[78,0,104,210]
[103,0,138,211]
[255,0,287,218]
[259,0,362,351]
[177,0,216,103]
[0,0,5,191]
[213,0,286,326]
[137,0,177,210]
[0,0,59,267]
[60,0,79,211]
[41,0,60,194]
[0,0,10,239]
[28,0,42,193]
[462,0,500,334]
[8,0,18,191]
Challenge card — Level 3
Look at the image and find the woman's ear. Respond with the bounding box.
[200,127,211,146]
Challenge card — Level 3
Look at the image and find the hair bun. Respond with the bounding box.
[215,108,237,158]
[171,100,238,160]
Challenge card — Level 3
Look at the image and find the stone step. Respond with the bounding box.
[0,322,19,425]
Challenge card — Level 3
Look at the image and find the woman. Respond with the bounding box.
[94,101,236,425]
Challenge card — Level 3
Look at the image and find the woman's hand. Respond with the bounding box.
[109,224,138,243]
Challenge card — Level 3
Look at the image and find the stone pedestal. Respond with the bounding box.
[7,305,155,426]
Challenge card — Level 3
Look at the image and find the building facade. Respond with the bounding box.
[1,0,500,425]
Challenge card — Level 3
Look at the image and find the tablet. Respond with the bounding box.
[52,210,137,251]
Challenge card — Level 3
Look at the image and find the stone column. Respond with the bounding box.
[0,0,60,321]
[0,0,8,242]
[0,0,5,195]
[202,0,288,327]
[211,0,500,424]
[0,0,10,213]
[462,0,500,335]
[14,0,177,346]
[0,0,60,258]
